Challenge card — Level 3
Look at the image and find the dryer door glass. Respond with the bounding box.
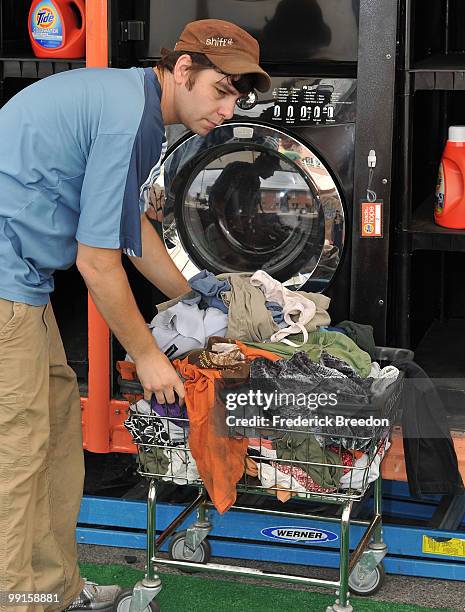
[158,124,345,292]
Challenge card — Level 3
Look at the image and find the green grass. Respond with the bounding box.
[79,562,455,612]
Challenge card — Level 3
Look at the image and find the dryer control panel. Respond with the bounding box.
[237,77,357,126]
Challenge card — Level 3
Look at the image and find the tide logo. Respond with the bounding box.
[35,6,56,28]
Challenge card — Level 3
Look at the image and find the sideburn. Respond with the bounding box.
[185,65,211,91]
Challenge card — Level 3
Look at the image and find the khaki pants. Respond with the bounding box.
[0,299,84,612]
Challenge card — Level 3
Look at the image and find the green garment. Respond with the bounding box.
[138,447,169,475]
[275,433,343,488]
[336,320,376,360]
[245,330,372,377]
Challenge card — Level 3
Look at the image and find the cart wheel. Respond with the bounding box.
[348,563,385,596]
[113,589,160,612]
[168,530,211,565]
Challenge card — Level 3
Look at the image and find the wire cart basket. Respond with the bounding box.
[116,346,411,612]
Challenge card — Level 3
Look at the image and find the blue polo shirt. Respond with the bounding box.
[0,67,166,305]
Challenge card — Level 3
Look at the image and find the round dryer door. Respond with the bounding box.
[159,124,345,292]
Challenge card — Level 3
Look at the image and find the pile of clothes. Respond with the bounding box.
[122,269,463,514]
[124,394,390,503]
[126,270,333,361]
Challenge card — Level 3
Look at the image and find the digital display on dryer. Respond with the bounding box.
[271,103,336,124]
[264,79,356,126]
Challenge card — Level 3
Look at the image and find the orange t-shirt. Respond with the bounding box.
[173,343,280,514]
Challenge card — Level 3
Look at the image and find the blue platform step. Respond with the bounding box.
[77,480,465,581]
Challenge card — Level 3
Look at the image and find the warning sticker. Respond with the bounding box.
[361,201,383,237]
[422,535,465,557]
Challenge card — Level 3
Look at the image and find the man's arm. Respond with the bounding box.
[128,213,190,298]
[76,242,185,404]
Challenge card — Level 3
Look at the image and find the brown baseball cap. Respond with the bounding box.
[174,19,271,92]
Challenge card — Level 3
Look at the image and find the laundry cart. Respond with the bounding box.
[115,346,410,612]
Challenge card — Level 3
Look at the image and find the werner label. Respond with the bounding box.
[261,526,338,543]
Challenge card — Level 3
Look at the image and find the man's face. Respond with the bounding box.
[174,68,243,136]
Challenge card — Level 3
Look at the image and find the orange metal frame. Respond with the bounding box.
[83,0,135,453]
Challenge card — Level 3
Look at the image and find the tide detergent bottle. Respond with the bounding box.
[435,125,465,229]
[28,0,86,59]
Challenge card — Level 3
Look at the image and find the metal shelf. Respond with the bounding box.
[412,54,465,70]
[0,56,85,78]
[410,55,465,90]
[407,197,465,251]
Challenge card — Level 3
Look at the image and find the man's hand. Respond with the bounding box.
[136,348,185,405]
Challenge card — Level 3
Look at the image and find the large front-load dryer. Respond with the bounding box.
[128,0,360,321]
[154,75,356,322]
